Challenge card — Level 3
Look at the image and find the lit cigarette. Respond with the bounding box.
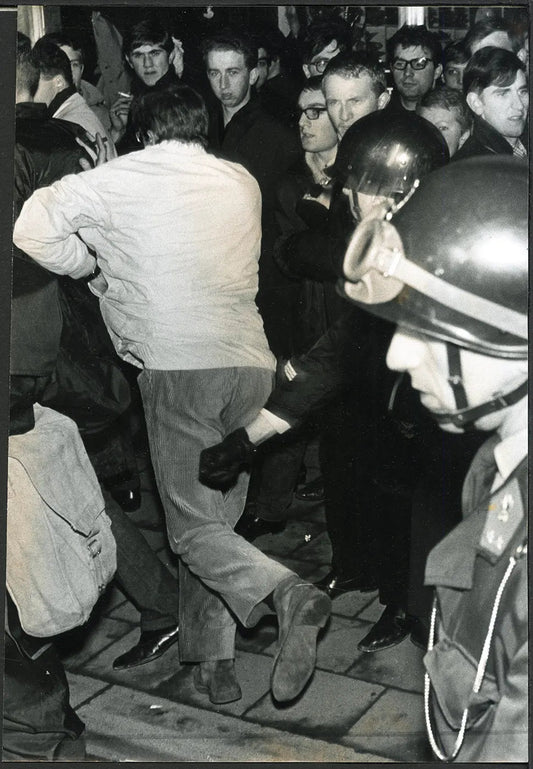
[118,91,132,98]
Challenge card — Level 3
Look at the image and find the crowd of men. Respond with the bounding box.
[6,8,528,762]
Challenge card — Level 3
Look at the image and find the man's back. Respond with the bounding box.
[14,141,274,373]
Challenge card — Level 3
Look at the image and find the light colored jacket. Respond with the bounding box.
[13,140,275,373]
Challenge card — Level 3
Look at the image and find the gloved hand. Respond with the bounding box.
[199,428,257,488]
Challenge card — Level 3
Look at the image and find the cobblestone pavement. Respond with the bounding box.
[60,448,433,763]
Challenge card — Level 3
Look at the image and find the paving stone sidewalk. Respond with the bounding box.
[60,450,433,762]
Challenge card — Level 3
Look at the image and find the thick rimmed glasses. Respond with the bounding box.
[392,56,434,71]
[299,106,328,120]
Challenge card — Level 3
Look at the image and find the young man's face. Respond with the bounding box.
[467,69,528,141]
[303,39,340,78]
[256,47,269,90]
[385,329,527,433]
[59,44,84,90]
[206,49,257,110]
[324,72,388,138]
[298,88,337,153]
[443,60,467,91]
[418,105,468,156]
[127,43,170,87]
[392,45,442,107]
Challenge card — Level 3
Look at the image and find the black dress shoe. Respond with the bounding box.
[110,487,142,512]
[314,570,377,597]
[235,515,286,542]
[357,605,410,653]
[295,476,325,502]
[113,624,179,670]
[409,617,429,650]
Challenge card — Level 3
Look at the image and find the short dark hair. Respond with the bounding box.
[31,38,73,85]
[130,84,208,147]
[254,26,287,66]
[38,31,84,61]
[300,74,325,96]
[463,46,525,96]
[16,32,39,97]
[417,86,472,132]
[301,18,352,63]
[387,25,442,65]
[463,18,513,58]
[443,39,469,67]
[202,31,257,71]
[323,52,387,97]
[123,16,173,58]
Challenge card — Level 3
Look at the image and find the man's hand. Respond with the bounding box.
[110,92,133,141]
[199,428,256,489]
[78,132,112,170]
[170,37,185,78]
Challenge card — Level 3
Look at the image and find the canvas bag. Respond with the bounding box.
[6,405,117,637]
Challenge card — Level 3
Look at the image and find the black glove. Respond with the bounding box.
[199,428,257,489]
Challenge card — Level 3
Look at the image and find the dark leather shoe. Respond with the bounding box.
[409,617,429,650]
[295,476,325,502]
[235,514,286,541]
[271,576,331,702]
[110,487,141,512]
[193,659,242,704]
[113,624,179,670]
[357,605,410,653]
[314,570,377,597]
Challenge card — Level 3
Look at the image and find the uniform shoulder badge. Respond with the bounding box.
[478,477,524,561]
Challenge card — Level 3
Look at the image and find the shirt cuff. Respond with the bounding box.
[259,408,291,434]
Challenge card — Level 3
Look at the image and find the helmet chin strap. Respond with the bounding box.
[432,343,528,429]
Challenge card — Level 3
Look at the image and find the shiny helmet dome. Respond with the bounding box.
[328,110,450,198]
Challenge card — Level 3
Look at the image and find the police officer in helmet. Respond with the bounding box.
[342,155,527,761]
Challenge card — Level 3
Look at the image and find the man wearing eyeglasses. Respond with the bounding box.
[386,25,443,113]
[300,18,352,79]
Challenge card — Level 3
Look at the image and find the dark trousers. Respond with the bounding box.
[103,491,179,633]
[3,598,85,761]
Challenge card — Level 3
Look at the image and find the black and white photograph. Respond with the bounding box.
[3,1,528,762]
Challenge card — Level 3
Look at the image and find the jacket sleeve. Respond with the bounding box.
[265,309,357,422]
[13,174,101,279]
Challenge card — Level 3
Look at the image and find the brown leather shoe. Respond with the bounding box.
[271,576,331,702]
[193,659,242,704]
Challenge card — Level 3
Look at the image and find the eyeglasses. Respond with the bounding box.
[309,58,331,74]
[299,106,328,120]
[392,56,434,71]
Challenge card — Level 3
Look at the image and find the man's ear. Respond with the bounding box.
[433,63,443,83]
[466,91,484,117]
[377,90,391,110]
[249,66,259,87]
[302,63,311,78]
[54,74,67,95]
[458,128,471,150]
[125,54,132,69]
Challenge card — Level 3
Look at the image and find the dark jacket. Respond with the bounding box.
[12,103,89,379]
[452,116,515,161]
[273,157,345,354]
[208,95,300,216]
[423,438,527,762]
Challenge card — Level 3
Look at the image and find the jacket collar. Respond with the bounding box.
[471,116,515,155]
[47,85,77,118]
[15,102,48,120]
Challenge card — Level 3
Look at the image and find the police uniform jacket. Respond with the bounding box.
[423,433,527,762]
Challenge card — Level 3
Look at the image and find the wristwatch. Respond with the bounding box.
[83,264,101,282]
